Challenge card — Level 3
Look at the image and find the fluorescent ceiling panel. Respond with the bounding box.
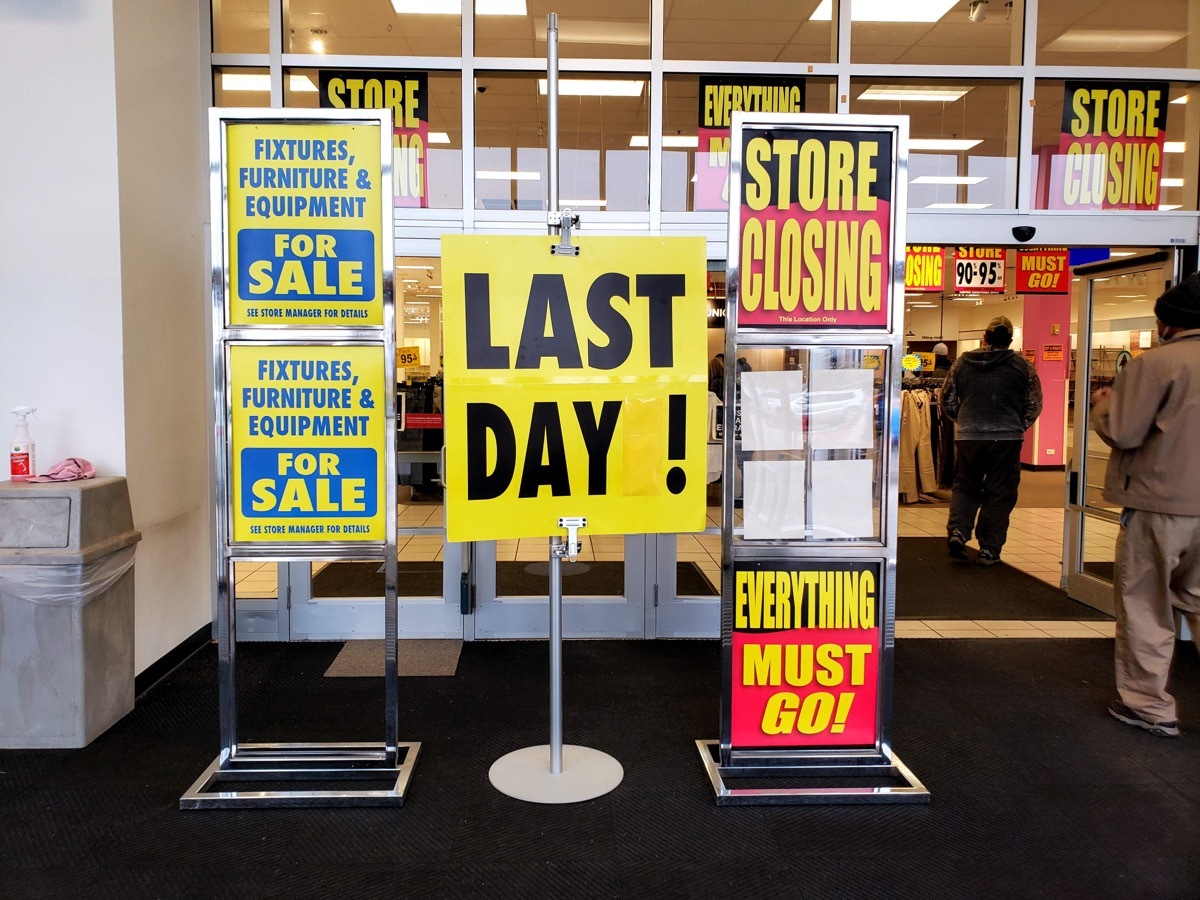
[391,0,525,14]
[629,135,699,148]
[561,199,607,207]
[534,19,649,45]
[925,202,992,209]
[1160,178,1185,187]
[860,86,970,103]
[1165,142,1186,153]
[812,0,957,23]
[909,138,982,151]
[538,79,644,97]
[911,175,986,185]
[1043,29,1184,53]
[222,74,317,92]
[428,132,451,144]
[477,170,541,180]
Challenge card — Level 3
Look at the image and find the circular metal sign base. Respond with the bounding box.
[488,745,623,804]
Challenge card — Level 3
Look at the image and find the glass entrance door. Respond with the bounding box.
[1064,251,1175,613]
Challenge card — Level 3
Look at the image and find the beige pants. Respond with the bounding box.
[1114,508,1200,723]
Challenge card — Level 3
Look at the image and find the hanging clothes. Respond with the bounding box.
[899,387,939,503]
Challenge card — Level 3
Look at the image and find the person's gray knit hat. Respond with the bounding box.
[1154,273,1200,329]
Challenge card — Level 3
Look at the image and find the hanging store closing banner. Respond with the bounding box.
[697,77,806,211]
[1050,81,1169,211]
[904,245,944,292]
[320,70,429,209]
[228,343,387,543]
[737,124,895,327]
[441,235,708,542]
[223,119,385,327]
[732,560,883,749]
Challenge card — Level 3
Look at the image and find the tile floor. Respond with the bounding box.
[233,503,1114,638]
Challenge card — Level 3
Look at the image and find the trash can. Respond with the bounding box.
[0,476,141,748]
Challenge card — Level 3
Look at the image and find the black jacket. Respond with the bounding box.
[940,348,1043,441]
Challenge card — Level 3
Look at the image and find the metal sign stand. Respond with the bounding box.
[487,15,623,805]
[696,111,928,805]
[182,108,418,809]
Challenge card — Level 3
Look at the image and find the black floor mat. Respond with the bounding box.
[313,560,717,598]
[3,639,1198,898]
[896,537,1110,620]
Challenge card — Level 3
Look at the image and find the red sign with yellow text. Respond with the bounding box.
[905,246,944,292]
[1016,248,1070,294]
[730,560,882,750]
[1050,81,1169,211]
[738,126,894,327]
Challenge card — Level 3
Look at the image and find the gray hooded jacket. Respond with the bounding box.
[939,348,1043,441]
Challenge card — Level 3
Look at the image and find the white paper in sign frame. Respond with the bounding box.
[738,370,805,451]
[811,459,875,539]
[809,369,874,450]
[742,459,806,540]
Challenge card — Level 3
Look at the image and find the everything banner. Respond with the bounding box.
[224,120,385,326]
[228,344,387,543]
[738,125,895,327]
[441,235,708,542]
[730,560,883,750]
[1050,81,1169,210]
[319,70,429,209]
[696,77,806,210]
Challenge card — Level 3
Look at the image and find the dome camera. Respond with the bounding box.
[1012,225,1036,243]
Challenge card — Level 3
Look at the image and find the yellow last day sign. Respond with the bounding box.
[224,120,384,327]
[442,234,708,542]
[229,344,387,543]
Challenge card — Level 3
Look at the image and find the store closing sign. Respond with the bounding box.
[1050,81,1169,210]
[732,560,882,749]
[738,126,894,327]
[441,235,708,542]
[320,70,429,208]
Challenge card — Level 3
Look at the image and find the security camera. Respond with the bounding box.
[968,0,988,22]
[477,85,487,93]
[1012,225,1036,243]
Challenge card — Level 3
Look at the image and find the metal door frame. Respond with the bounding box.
[1064,250,1175,613]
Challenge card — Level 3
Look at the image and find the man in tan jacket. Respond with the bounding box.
[1091,273,1200,738]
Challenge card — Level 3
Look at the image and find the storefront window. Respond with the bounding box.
[662,75,837,212]
[213,67,272,107]
[474,0,649,60]
[1030,80,1199,211]
[284,0,461,57]
[284,70,464,209]
[212,0,269,54]
[664,0,835,63]
[1037,0,1198,68]
[850,78,1019,211]
[851,0,1024,65]
[474,72,649,212]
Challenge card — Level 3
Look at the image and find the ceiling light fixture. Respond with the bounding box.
[911,175,986,185]
[1164,141,1186,153]
[1160,178,1185,187]
[811,0,957,23]
[925,202,992,209]
[538,79,644,97]
[478,170,541,180]
[909,138,982,151]
[222,73,317,92]
[860,86,971,103]
[1043,29,1185,53]
[428,132,451,144]
[390,0,525,14]
[629,135,699,148]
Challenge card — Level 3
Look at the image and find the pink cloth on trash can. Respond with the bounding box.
[28,458,96,482]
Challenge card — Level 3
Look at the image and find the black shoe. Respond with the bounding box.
[947,531,968,560]
[976,548,1001,567]
[1108,700,1180,737]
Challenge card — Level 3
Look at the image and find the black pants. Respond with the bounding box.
[947,440,1023,553]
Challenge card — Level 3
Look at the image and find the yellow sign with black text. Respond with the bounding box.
[228,344,387,543]
[224,121,385,327]
[441,235,708,542]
